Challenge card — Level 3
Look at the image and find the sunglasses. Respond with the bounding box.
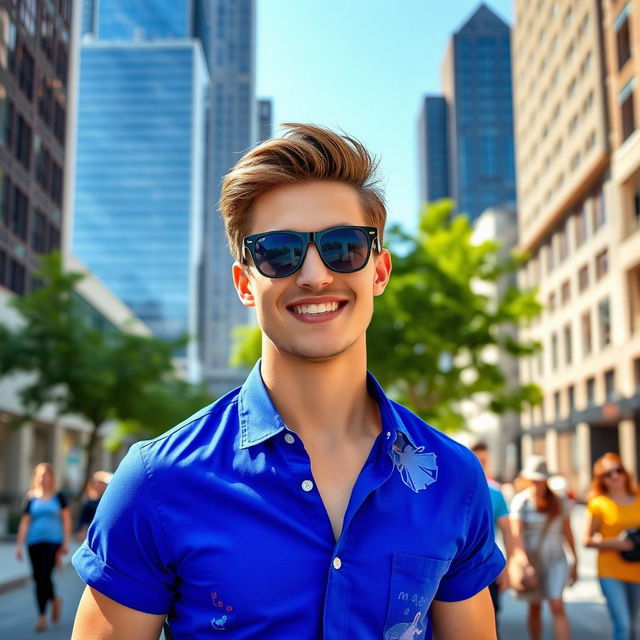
[601,467,624,479]
[243,225,380,278]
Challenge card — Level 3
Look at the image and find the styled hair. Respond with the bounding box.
[219,123,387,262]
[588,452,638,501]
[517,477,562,517]
[470,441,489,453]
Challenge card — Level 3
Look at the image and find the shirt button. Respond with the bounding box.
[301,480,314,492]
[284,433,295,444]
[333,556,342,570]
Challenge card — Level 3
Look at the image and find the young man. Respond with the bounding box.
[71,124,504,639]
[470,441,515,637]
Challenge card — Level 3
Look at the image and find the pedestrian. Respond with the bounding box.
[75,471,112,542]
[71,123,505,639]
[471,441,515,638]
[15,462,71,632]
[584,452,640,640]
[509,455,577,640]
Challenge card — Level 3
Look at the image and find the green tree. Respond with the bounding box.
[0,253,213,493]
[231,200,542,431]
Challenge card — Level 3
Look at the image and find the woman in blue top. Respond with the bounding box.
[15,462,71,632]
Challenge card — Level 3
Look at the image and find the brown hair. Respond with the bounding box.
[219,123,387,262]
[588,452,638,501]
[517,477,562,517]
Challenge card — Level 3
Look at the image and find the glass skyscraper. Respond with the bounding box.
[421,4,515,222]
[73,40,209,381]
[418,96,450,205]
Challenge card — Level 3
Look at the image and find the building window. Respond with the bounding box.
[593,186,606,230]
[568,384,575,413]
[15,41,34,99]
[564,323,572,365]
[595,249,609,279]
[548,291,556,313]
[53,101,65,143]
[19,0,36,35]
[14,114,31,169]
[9,183,28,239]
[582,310,592,356]
[561,280,571,305]
[8,258,25,294]
[578,264,589,292]
[605,369,616,401]
[615,4,632,70]
[598,298,611,347]
[546,239,555,273]
[574,206,588,246]
[554,391,561,420]
[634,357,640,392]
[620,79,636,142]
[0,84,13,148]
[31,209,46,253]
[55,41,68,84]
[586,376,596,407]
[0,9,17,71]
[558,224,569,261]
[551,333,558,370]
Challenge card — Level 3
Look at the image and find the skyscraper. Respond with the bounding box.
[418,96,449,205]
[0,0,72,295]
[418,4,515,222]
[73,4,209,382]
[514,0,640,493]
[257,98,272,142]
[197,0,256,395]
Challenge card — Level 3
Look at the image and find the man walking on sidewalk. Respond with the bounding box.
[71,124,504,639]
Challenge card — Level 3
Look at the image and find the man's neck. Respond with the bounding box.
[260,345,380,450]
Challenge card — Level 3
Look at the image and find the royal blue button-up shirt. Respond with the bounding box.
[73,362,504,639]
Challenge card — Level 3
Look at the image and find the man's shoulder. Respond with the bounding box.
[136,385,242,464]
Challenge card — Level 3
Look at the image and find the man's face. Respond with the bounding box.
[233,181,391,362]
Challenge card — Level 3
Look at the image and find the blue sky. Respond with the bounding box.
[256,0,513,232]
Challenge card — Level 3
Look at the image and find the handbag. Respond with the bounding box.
[621,528,640,562]
[509,510,554,594]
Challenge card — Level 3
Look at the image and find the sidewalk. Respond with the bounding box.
[0,538,81,595]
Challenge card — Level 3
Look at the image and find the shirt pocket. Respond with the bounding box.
[383,553,452,640]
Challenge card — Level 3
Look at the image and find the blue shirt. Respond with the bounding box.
[72,362,504,639]
[488,480,510,526]
[24,493,67,546]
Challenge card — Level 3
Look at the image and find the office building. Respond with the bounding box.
[0,0,72,295]
[436,3,516,221]
[257,97,272,142]
[73,39,209,382]
[418,95,449,204]
[199,0,255,395]
[514,0,640,494]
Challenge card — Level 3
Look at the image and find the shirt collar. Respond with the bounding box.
[238,359,416,450]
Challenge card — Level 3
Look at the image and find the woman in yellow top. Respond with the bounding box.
[584,452,640,640]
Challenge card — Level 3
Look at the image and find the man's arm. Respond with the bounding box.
[72,586,166,640]
[431,588,497,639]
[495,514,515,591]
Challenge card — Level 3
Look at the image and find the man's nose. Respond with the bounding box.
[295,243,333,288]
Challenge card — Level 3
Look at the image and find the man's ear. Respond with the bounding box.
[232,262,255,307]
[373,248,392,296]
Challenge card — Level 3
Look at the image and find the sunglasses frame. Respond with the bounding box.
[601,467,624,480]
[242,225,380,278]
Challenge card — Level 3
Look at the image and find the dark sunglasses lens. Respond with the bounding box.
[604,468,623,478]
[319,227,370,273]
[253,233,303,277]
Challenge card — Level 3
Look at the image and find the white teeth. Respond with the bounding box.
[293,301,340,315]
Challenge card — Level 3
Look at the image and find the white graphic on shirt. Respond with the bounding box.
[384,611,423,640]
[210,592,233,631]
[391,434,438,493]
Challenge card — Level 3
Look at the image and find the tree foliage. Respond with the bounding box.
[231,200,542,431]
[0,252,214,494]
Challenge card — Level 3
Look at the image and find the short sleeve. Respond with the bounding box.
[492,487,509,520]
[57,492,68,509]
[23,497,33,515]
[587,497,603,521]
[435,457,506,602]
[72,443,175,614]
